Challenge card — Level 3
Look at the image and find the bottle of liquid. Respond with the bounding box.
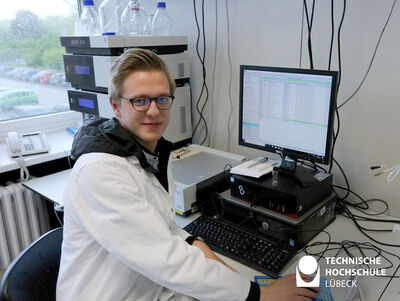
[80,0,100,36]
[151,1,172,36]
[271,166,279,187]
[99,0,128,35]
[122,0,149,36]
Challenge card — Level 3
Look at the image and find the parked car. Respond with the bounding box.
[52,102,70,112]
[30,70,54,83]
[6,67,31,79]
[39,70,57,84]
[59,74,70,87]
[0,89,39,111]
[21,69,40,81]
[5,67,21,79]
[0,66,14,77]
[10,104,51,118]
[29,71,42,82]
[49,72,65,85]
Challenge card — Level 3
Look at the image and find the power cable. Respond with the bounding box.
[303,0,316,69]
[301,239,400,299]
[299,1,305,68]
[338,0,398,109]
[191,0,209,145]
[209,0,218,147]
[328,0,346,174]
[225,0,233,151]
[198,0,210,145]
[328,0,334,70]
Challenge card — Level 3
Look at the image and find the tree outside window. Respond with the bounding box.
[0,0,77,121]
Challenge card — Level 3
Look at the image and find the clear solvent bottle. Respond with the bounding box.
[80,0,100,36]
[126,0,149,35]
[151,1,172,36]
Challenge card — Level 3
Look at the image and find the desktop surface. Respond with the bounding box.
[177,210,400,301]
[171,151,241,186]
[24,169,400,301]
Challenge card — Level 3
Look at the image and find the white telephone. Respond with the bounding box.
[6,131,50,157]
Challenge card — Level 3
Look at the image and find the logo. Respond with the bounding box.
[296,255,386,289]
[296,255,320,287]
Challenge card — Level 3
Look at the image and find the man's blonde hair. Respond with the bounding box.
[108,48,176,106]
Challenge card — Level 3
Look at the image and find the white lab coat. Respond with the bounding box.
[56,153,251,301]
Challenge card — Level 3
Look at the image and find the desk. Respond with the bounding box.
[24,170,400,301]
[23,169,71,206]
[176,213,400,301]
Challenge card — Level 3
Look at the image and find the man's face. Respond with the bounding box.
[110,70,171,152]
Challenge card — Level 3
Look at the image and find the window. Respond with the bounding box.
[0,0,78,124]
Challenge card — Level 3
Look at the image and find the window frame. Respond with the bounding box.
[0,0,84,141]
[0,111,82,142]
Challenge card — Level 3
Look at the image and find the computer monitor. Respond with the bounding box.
[239,65,338,165]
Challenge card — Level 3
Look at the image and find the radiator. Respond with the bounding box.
[0,183,50,270]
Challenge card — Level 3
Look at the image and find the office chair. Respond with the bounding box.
[0,227,63,301]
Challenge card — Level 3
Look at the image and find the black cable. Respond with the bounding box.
[301,239,400,293]
[378,255,400,300]
[53,204,63,226]
[338,0,398,109]
[333,157,350,201]
[342,215,395,232]
[341,205,400,247]
[328,0,346,174]
[299,1,305,68]
[336,0,346,89]
[224,0,234,151]
[198,0,210,145]
[189,81,194,132]
[191,0,209,145]
[223,163,232,175]
[328,0,334,70]
[238,204,255,227]
[350,202,389,217]
[192,0,206,130]
[303,0,315,69]
[333,185,392,219]
[298,159,327,173]
[297,230,332,262]
[333,178,400,247]
[333,184,370,210]
[344,210,400,224]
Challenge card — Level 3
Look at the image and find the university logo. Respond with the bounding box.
[296,255,320,287]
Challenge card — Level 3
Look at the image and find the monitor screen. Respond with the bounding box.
[239,65,338,164]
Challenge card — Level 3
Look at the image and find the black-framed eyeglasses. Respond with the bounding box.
[120,95,175,112]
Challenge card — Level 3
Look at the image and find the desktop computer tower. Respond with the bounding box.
[230,165,333,219]
[214,190,337,250]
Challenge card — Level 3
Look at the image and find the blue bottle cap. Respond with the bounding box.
[83,0,94,5]
[102,32,116,36]
[157,2,166,8]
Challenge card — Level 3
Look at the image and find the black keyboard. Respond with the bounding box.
[184,216,294,277]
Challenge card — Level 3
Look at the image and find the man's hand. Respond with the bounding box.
[192,239,238,273]
[259,274,319,301]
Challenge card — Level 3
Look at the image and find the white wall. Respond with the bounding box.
[145,0,400,216]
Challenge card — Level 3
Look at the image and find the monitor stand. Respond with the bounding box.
[279,156,321,187]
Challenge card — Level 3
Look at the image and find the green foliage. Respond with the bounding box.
[0,25,17,63]
[10,10,45,40]
[43,48,65,70]
[0,10,73,70]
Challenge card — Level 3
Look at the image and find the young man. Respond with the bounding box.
[56,49,318,301]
